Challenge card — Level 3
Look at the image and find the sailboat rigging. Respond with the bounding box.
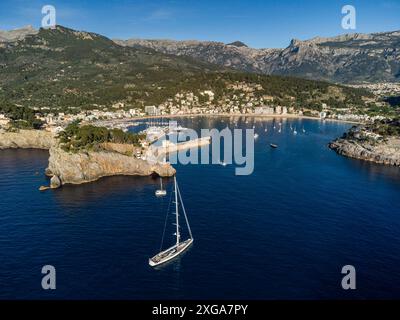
[149,176,193,267]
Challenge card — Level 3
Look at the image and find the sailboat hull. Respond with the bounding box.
[149,238,193,267]
[155,190,167,197]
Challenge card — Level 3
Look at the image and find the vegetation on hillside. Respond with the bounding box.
[58,121,145,152]
[370,118,400,137]
[0,26,374,116]
[0,102,44,129]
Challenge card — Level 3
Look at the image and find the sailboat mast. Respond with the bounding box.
[177,183,193,240]
[174,176,180,246]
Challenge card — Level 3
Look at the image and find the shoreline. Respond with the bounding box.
[93,113,361,126]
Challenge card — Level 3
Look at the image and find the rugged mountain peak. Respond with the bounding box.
[117,30,400,83]
[289,38,302,47]
[0,25,38,43]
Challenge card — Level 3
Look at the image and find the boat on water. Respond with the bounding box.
[270,143,278,148]
[254,133,259,139]
[149,176,193,267]
[155,177,167,197]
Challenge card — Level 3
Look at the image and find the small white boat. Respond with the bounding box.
[155,178,167,197]
[149,176,193,267]
[220,161,227,167]
[254,133,259,139]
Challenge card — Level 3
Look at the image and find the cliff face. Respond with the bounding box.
[47,145,176,187]
[0,129,176,188]
[0,129,55,149]
[329,137,400,166]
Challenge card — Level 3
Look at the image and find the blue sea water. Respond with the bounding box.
[1,117,400,300]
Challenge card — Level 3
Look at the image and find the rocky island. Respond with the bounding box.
[329,119,400,166]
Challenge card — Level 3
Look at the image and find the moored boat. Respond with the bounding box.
[149,176,193,267]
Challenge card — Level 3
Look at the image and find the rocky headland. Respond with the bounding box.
[46,144,175,188]
[329,120,400,166]
[0,129,176,189]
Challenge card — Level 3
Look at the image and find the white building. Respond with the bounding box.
[0,114,10,126]
[145,105,160,116]
[255,106,275,115]
[112,102,125,109]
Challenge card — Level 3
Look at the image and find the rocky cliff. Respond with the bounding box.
[329,135,400,166]
[0,129,176,188]
[116,30,400,83]
[46,145,176,187]
[0,129,55,149]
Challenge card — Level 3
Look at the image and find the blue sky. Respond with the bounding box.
[1,0,400,48]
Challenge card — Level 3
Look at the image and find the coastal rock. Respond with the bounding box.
[0,130,55,150]
[47,145,176,186]
[329,138,400,166]
[50,175,61,189]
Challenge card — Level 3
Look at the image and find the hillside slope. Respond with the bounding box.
[0,26,372,116]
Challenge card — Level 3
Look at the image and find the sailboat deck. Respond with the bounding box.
[149,239,193,266]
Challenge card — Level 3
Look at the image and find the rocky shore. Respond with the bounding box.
[0,129,176,189]
[329,138,400,166]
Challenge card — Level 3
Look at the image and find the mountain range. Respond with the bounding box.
[115,30,400,84]
[0,25,375,117]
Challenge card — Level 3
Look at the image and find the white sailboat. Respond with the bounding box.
[149,176,193,267]
[155,177,167,197]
